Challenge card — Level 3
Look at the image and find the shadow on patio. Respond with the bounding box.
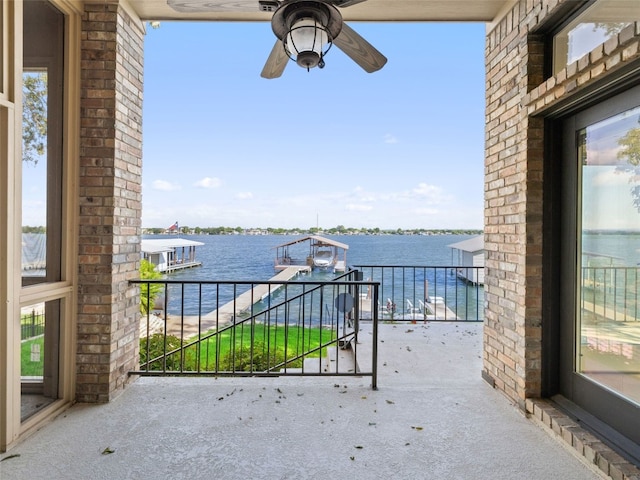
[1,323,603,480]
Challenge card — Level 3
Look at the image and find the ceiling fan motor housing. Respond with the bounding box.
[258,1,280,12]
[272,1,343,69]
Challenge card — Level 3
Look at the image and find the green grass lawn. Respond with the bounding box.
[21,337,44,377]
[141,324,336,372]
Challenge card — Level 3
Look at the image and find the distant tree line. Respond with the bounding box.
[142,225,483,236]
[22,226,46,234]
[24,224,482,236]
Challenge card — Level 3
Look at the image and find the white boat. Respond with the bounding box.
[312,246,335,269]
[273,235,349,273]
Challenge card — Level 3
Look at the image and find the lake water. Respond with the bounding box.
[147,232,640,319]
[145,233,481,317]
[582,232,640,266]
[147,233,474,282]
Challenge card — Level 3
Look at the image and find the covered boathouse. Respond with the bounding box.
[141,238,204,273]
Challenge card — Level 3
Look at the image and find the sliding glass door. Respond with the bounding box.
[559,84,640,458]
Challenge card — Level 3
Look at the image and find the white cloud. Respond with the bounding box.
[412,182,441,197]
[413,207,440,216]
[409,183,452,204]
[194,176,222,188]
[236,191,253,199]
[345,203,374,212]
[384,134,398,144]
[152,179,181,191]
[591,167,638,187]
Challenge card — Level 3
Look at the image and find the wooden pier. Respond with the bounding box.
[158,266,311,337]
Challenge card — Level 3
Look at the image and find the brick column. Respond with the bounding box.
[77,2,144,403]
[483,0,547,407]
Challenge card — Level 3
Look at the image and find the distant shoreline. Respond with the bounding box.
[142,227,484,236]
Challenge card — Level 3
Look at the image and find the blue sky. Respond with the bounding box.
[141,21,486,231]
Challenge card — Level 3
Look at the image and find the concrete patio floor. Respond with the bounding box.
[1,322,605,480]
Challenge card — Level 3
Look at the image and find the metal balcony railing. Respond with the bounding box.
[131,270,380,388]
[21,308,46,340]
[352,265,484,322]
[129,265,484,387]
[581,266,640,322]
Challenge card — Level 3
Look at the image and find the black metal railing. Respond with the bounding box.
[131,271,380,388]
[21,308,45,340]
[581,266,640,322]
[352,265,484,322]
[130,265,483,386]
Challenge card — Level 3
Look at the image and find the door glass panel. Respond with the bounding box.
[22,70,49,280]
[22,0,63,286]
[20,299,59,421]
[578,106,640,404]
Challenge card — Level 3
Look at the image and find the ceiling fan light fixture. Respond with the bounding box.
[285,17,330,70]
[272,1,343,72]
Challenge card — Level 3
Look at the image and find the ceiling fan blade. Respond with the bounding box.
[167,0,263,13]
[333,22,387,73]
[333,0,368,7]
[261,40,289,79]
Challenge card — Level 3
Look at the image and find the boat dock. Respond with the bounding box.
[273,235,348,273]
[141,238,204,274]
[159,266,310,337]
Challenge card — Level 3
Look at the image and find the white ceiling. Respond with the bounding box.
[130,0,515,23]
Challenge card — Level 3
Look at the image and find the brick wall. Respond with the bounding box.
[77,2,144,403]
[484,0,640,408]
[484,0,548,407]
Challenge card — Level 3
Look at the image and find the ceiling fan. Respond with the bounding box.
[167,0,388,78]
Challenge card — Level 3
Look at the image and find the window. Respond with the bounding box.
[21,0,64,420]
[552,1,639,76]
[22,1,64,286]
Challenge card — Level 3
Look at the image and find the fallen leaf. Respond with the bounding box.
[386,400,395,404]
[350,456,355,461]
[0,454,20,462]
[354,445,363,449]
[102,447,115,455]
